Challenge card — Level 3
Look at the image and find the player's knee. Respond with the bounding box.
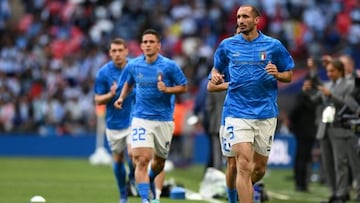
[135,156,151,169]
[236,159,252,174]
[253,165,266,178]
[113,152,125,163]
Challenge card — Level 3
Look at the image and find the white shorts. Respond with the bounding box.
[219,125,235,157]
[225,117,277,156]
[131,118,174,159]
[106,127,132,154]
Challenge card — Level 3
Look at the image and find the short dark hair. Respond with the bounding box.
[142,29,161,42]
[109,38,127,50]
[329,59,345,77]
[241,5,261,17]
[252,6,261,17]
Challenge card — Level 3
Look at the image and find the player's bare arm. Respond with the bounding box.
[157,83,188,94]
[207,81,229,92]
[210,68,224,84]
[94,81,117,105]
[114,82,133,109]
[157,74,188,94]
[275,70,293,83]
[265,61,293,83]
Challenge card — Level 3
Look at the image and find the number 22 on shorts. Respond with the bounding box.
[132,127,146,141]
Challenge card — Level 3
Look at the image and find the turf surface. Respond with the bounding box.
[0,157,358,203]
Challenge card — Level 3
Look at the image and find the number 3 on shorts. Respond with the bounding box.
[227,126,234,140]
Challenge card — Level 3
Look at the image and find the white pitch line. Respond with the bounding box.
[267,190,326,202]
[186,188,325,203]
[267,191,290,200]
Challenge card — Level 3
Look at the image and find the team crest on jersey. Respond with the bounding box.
[260,51,266,60]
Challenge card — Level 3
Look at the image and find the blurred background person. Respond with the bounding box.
[342,78,360,202]
[168,95,189,166]
[309,59,356,203]
[289,56,324,192]
[204,69,225,172]
[340,54,357,82]
[338,54,360,201]
[289,78,318,192]
[305,56,323,88]
[192,72,212,173]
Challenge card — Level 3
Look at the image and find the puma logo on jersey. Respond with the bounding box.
[232,52,240,57]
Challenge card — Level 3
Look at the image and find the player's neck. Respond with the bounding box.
[115,61,126,69]
[145,54,158,64]
[242,29,259,41]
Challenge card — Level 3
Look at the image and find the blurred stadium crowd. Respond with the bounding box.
[1,0,360,136]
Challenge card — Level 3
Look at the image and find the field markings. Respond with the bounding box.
[268,190,325,202]
[267,191,290,200]
[185,188,327,203]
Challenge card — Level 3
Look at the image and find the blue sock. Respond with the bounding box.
[253,184,262,202]
[137,182,150,201]
[227,188,237,203]
[113,162,127,199]
[148,169,159,181]
[148,169,160,199]
[127,158,135,183]
[149,181,156,199]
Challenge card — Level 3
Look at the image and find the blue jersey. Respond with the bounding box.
[94,60,135,129]
[214,31,294,119]
[126,54,187,121]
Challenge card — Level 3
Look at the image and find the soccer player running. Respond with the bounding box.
[211,5,294,203]
[94,38,136,203]
[114,29,188,203]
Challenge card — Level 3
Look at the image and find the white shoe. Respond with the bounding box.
[129,180,138,196]
[119,198,128,203]
[151,199,160,203]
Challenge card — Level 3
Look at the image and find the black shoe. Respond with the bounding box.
[295,185,309,192]
[126,180,138,197]
[320,195,337,203]
[332,200,345,203]
[343,193,350,201]
[254,182,269,202]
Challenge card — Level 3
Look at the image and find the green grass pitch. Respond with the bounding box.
[0,157,358,203]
